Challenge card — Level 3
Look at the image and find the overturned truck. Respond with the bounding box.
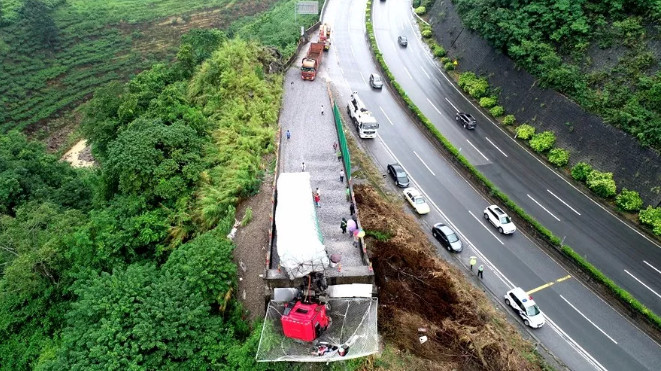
[257,172,378,362]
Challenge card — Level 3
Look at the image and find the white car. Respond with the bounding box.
[403,187,430,215]
[484,204,516,234]
[504,287,545,328]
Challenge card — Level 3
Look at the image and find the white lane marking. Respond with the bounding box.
[545,317,609,371]
[560,295,618,344]
[466,140,489,161]
[527,194,561,221]
[421,68,430,79]
[444,97,459,112]
[624,269,661,299]
[413,151,436,176]
[359,71,366,85]
[350,44,355,57]
[427,98,442,115]
[403,66,413,80]
[485,137,508,157]
[468,210,504,245]
[643,260,661,275]
[379,106,394,126]
[547,189,581,216]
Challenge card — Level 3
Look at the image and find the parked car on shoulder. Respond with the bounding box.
[397,35,408,47]
[504,287,545,328]
[432,223,463,252]
[369,73,383,89]
[404,187,430,215]
[484,204,516,234]
[455,112,476,129]
[387,163,409,187]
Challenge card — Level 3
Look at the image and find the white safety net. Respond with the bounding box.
[256,298,379,362]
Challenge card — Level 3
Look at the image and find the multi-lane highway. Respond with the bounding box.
[318,0,661,369]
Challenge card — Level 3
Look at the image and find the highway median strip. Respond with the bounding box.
[365,0,661,331]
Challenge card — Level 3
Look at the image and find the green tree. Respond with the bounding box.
[19,0,58,48]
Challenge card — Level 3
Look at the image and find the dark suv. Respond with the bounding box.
[455,112,476,130]
[387,163,410,188]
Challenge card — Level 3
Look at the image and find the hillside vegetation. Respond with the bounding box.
[452,0,661,151]
[0,0,277,135]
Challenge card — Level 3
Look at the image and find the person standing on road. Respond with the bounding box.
[286,129,291,140]
[316,187,321,197]
[314,193,321,208]
[321,104,324,115]
[349,203,355,215]
[340,218,347,234]
[333,142,338,152]
[340,170,344,182]
[301,162,306,172]
[477,265,484,279]
[336,150,342,161]
[345,186,351,201]
[469,256,477,271]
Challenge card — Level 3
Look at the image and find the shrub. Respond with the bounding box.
[529,131,556,153]
[479,96,497,108]
[503,114,516,125]
[458,72,489,99]
[639,206,661,235]
[586,170,617,198]
[516,124,535,140]
[489,105,504,117]
[240,206,253,226]
[440,57,451,64]
[415,6,426,15]
[433,45,446,57]
[571,162,592,182]
[616,189,643,212]
[422,29,432,38]
[444,62,455,70]
[547,148,569,167]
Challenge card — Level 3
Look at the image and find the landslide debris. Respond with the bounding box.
[355,184,543,370]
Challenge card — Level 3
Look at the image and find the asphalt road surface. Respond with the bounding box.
[316,0,661,369]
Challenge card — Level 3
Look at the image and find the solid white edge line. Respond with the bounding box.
[545,317,609,371]
[466,139,489,161]
[527,194,561,221]
[444,97,459,112]
[413,151,436,176]
[468,210,504,245]
[643,260,661,275]
[485,137,508,157]
[427,98,442,115]
[560,295,618,344]
[379,106,394,126]
[624,269,661,299]
[547,189,581,216]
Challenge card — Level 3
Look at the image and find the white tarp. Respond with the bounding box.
[276,173,329,278]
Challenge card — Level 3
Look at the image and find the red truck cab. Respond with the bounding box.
[281,301,330,342]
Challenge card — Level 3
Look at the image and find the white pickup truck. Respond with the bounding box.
[347,91,379,139]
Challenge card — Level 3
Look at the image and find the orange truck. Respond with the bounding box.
[319,23,331,50]
[301,42,324,81]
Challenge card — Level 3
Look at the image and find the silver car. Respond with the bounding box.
[369,73,383,89]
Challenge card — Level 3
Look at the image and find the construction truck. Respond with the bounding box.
[319,23,332,51]
[347,91,379,139]
[258,172,378,362]
[301,42,324,81]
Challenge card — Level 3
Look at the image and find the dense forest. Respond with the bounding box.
[0,0,319,367]
[452,0,661,151]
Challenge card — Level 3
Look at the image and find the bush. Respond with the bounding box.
[415,6,426,15]
[489,105,504,117]
[571,162,592,182]
[547,148,569,167]
[479,96,497,108]
[516,124,535,140]
[503,114,516,125]
[586,170,617,198]
[433,45,446,57]
[440,57,451,64]
[529,131,556,153]
[458,72,489,99]
[639,206,661,235]
[421,29,432,38]
[444,62,455,70]
[616,189,643,212]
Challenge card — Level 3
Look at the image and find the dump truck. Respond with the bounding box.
[301,42,324,81]
[347,91,379,139]
[320,23,332,50]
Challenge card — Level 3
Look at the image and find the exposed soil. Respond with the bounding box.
[61,139,95,168]
[355,184,543,370]
[232,165,275,321]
